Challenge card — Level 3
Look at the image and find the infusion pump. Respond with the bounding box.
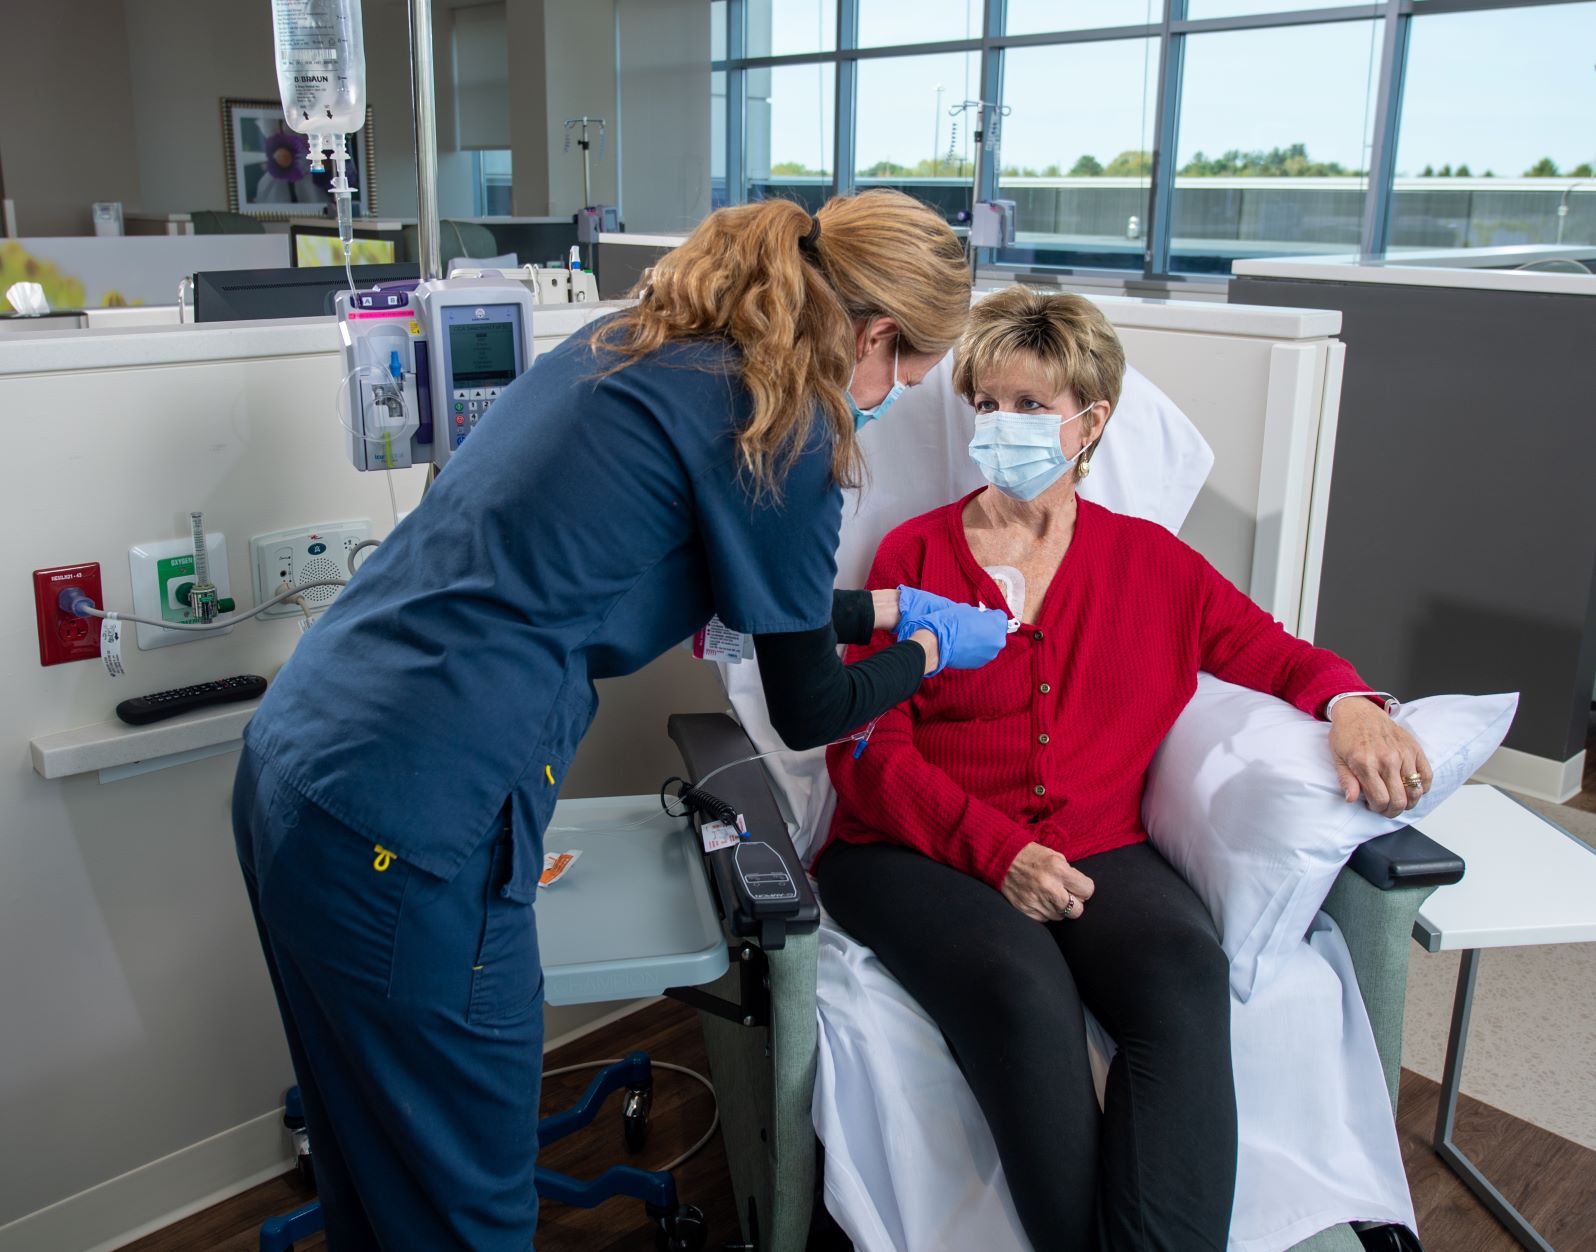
[338,277,534,472]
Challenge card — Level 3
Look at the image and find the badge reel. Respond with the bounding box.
[982,565,1026,634]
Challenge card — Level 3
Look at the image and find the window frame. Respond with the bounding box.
[713,0,1593,282]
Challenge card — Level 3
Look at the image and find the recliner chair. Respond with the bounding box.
[663,717,1461,1252]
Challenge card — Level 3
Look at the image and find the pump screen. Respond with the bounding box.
[449,321,517,386]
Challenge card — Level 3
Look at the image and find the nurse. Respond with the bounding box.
[232,188,1005,1249]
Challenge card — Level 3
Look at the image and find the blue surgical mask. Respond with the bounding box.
[847,341,905,431]
[968,404,1096,501]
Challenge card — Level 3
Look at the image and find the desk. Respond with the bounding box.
[1412,785,1596,1250]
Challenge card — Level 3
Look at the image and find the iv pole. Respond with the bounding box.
[407,0,441,283]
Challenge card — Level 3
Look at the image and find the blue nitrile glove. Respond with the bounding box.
[896,601,1008,676]
[896,584,958,626]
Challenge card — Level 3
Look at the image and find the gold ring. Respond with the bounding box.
[1405,773,1424,790]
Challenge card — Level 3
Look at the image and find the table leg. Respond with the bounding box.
[1433,948,1555,1252]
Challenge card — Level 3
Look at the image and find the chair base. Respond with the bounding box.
[259,1053,706,1252]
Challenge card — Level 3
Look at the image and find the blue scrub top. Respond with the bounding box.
[246,315,842,900]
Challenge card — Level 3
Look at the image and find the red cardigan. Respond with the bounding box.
[821,492,1371,889]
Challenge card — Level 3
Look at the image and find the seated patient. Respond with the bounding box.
[818,287,1431,1252]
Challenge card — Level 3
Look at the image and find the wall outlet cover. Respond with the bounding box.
[32,563,103,666]
[128,533,231,651]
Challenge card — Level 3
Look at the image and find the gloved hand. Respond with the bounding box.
[896,600,1008,675]
[896,584,958,626]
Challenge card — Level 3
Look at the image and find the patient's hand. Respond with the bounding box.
[1001,843,1096,923]
[1329,698,1433,819]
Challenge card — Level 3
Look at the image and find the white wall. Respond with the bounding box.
[121,0,281,217]
[616,0,711,234]
[3,0,694,241]
[0,0,143,235]
[541,0,620,217]
[0,319,724,1250]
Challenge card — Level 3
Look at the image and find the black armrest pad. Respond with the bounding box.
[667,712,820,947]
[1348,825,1465,890]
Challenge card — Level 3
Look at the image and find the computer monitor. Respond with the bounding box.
[290,222,401,267]
[193,264,420,322]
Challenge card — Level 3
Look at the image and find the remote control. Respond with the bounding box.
[116,675,268,726]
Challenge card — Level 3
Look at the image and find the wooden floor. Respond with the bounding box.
[121,994,1596,1252]
[1397,1070,1596,1251]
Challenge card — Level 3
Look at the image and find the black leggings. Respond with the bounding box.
[818,840,1238,1252]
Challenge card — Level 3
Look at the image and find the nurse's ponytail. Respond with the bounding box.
[593,189,970,495]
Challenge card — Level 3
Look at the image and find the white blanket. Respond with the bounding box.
[812,905,1415,1252]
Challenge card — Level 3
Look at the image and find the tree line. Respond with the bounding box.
[770,144,1595,180]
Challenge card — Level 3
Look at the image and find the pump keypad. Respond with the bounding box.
[450,388,504,447]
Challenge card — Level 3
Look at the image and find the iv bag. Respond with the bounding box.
[272,0,367,136]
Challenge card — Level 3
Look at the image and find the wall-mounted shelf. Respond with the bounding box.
[30,700,261,784]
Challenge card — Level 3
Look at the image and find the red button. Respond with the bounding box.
[456,415,465,425]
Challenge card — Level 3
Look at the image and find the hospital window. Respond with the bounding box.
[1003,0,1160,36]
[747,0,839,56]
[1167,20,1380,275]
[1389,1,1596,251]
[857,0,982,47]
[745,62,836,209]
[990,38,1160,274]
[712,71,730,209]
[853,51,981,218]
[1182,0,1353,19]
[472,150,512,217]
[712,0,729,59]
[713,0,1588,279]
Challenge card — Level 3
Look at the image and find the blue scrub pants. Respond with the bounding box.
[233,745,545,1250]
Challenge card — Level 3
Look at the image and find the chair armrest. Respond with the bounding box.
[667,712,820,950]
[1347,825,1465,891]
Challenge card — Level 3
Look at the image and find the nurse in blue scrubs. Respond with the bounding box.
[232,189,1006,1249]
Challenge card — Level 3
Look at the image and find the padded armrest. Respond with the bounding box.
[1347,825,1465,891]
[667,712,820,949]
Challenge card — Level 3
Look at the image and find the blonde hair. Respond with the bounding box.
[953,288,1126,458]
[594,190,969,494]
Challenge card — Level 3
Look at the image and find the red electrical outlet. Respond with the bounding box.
[33,563,103,666]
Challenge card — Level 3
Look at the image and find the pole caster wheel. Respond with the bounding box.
[654,1203,707,1252]
[283,1089,314,1190]
[623,1083,653,1153]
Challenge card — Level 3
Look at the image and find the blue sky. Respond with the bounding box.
[745,0,1596,177]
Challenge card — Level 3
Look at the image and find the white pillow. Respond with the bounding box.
[1142,674,1517,1001]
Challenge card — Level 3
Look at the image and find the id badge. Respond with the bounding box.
[690,615,748,663]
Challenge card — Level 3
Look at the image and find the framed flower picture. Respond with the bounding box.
[221,98,377,220]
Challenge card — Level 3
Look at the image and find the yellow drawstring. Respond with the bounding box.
[372,845,394,872]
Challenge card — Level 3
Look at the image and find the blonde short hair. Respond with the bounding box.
[953,287,1126,415]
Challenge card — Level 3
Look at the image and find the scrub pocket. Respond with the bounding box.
[255,792,419,995]
[468,829,543,1028]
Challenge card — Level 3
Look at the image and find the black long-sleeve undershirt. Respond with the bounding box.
[752,590,925,751]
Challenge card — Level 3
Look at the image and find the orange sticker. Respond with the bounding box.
[539,850,581,888]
